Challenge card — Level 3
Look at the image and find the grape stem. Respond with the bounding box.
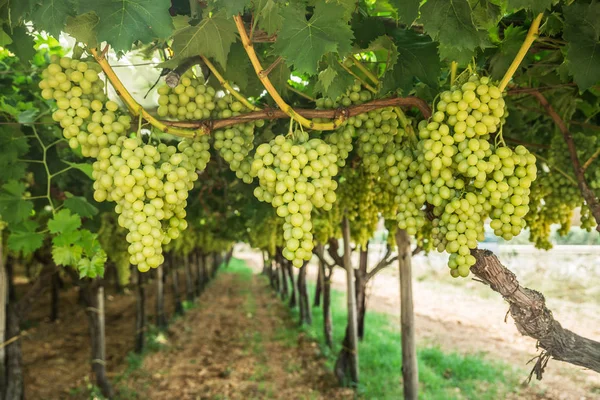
[286,85,316,102]
[582,148,600,172]
[90,48,204,138]
[529,90,600,233]
[450,61,458,85]
[233,15,346,131]
[199,55,260,111]
[162,96,432,129]
[349,56,379,86]
[498,13,544,92]
[337,61,377,93]
[530,151,578,187]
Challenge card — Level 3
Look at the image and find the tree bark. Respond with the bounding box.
[356,244,369,341]
[314,254,323,307]
[287,261,297,308]
[195,250,203,295]
[4,303,23,400]
[323,267,333,349]
[156,265,167,330]
[83,283,113,399]
[183,254,194,303]
[280,258,289,300]
[170,261,183,315]
[212,252,222,278]
[298,262,312,325]
[471,249,600,375]
[396,229,418,400]
[335,217,359,385]
[224,247,234,267]
[50,271,60,322]
[202,253,209,285]
[134,268,146,354]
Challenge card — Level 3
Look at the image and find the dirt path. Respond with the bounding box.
[237,248,600,400]
[123,271,352,400]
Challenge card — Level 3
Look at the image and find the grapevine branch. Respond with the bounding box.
[498,13,544,91]
[337,61,377,93]
[233,15,345,131]
[582,148,600,172]
[529,90,600,233]
[90,48,203,138]
[470,249,600,375]
[161,96,432,130]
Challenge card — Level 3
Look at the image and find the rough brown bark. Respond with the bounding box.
[334,217,359,385]
[4,303,23,400]
[182,254,193,302]
[323,267,333,349]
[356,245,368,341]
[396,229,418,400]
[134,267,146,354]
[156,265,167,330]
[170,261,183,315]
[298,262,312,325]
[280,258,289,300]
[314,254,324,307]
[83,284,113,399]
[287,261,297,309]
[471,249,600,375]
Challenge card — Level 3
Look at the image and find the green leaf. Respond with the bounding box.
[489,25,527,80]
[223,42,253,91]
[52,244,83,266]
[0,127,29,182]
[6,25,35,63]
[64,12,99,46]
[64,195,98,218]
[48,209,81,235]
[507,0,555,14]
[419,0,480,52]
[314,55,354,100]
[381,30,440,94]
[9,0,36,25]
[8,229,44,255]
[210,0,249,16]
[364,35,398,73]
[79,0,173,52]
[63,161,94,179]
[272,2,354,75]
[257,0,283,35]
[78,229,101,255]
[17,108,39,124]
[0,181,33,225]
[167,10,237,69]
[0,27,12,46]
[31,0,76,38]
[470,0,502,30]
[78,252,106,278]
[563,2,600,91]
[391,0,420,25]
[316,67,337,93]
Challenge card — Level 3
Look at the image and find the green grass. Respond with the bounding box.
[279,280,523,400]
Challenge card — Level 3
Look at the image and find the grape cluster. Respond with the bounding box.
[40,58,211,272]
[157,72,215,120]
[39,56,133,157]
[92,136,210,271]
[251,133,339,266]
[410,75,537,277]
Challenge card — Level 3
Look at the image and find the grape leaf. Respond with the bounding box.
[52,244,83,266]
[168,10,237,69]
[257,0,283,35]
[351,15,386,48]
[489,25,527,80]
[563,2,600,91]
[78,229,101,255]
[314,55,354,100]
[210,0,249,16]
[8,0,36,25]
[0,181,33,225]
[272,2,354,75]
[364,35,398,73]
[391,0,420,25]
[31,0,76,38]
[77,252,106,278]
[48,209,81,235]
[0,126,29,183]
[381,30,440,95]
[470,0,502,29]
[79,0,173,52]
[507,0,555,14]
[419,0,480,52]
[223,42,253,91]
[63,161,94,179]
[64,195,98,218]
[8,229,44,255]
[6,25,35,63]
[267,59,291,98]
[64,12,99,46]
[0,27,12,46]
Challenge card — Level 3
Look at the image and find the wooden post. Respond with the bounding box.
[287,262,297,308]
[342,217,359,383]
[396,229,418,400]
[85,283,113,399]
[280,258,289,300]
[156,265,167,330]
[170,260,183,315]
[298,262,312,325]
[134,267,146,354]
